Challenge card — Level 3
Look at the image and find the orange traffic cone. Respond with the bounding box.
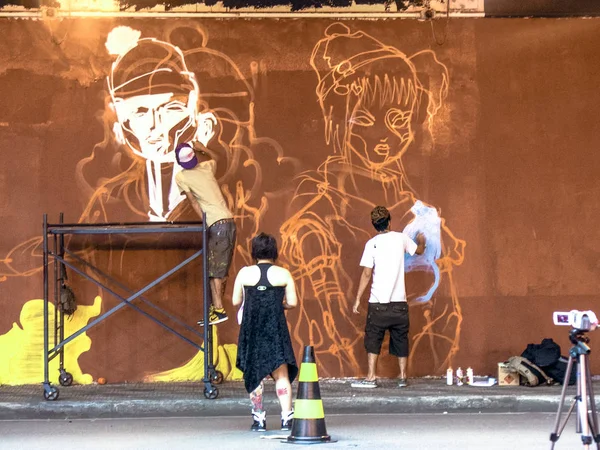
[287,346,335,444]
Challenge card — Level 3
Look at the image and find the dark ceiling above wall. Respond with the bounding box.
[486,0,600,17]
[1,0,600,15]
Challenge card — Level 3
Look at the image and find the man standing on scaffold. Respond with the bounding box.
[175,141,236,326]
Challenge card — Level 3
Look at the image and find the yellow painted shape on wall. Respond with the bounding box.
[0,297,102,385]
[221,343,243,380]
[145,327,243,382]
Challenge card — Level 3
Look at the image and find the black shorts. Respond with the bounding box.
[207,219,236,279]
[364,302,410,357]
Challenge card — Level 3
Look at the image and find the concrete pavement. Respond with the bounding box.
[0,413,568,450]
[1,377,597,420]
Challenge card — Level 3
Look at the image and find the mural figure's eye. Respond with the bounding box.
[351,111,374,127]
[386,109,410,131]
[163,101,188,114]
[132,107,150,118]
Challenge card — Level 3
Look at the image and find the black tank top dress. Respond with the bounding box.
[236,263,298,393]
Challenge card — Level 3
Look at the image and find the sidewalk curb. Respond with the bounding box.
[2,379,596,420]
[0,394,586,420]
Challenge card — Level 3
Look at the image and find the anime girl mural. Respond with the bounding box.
[280,23,465,376]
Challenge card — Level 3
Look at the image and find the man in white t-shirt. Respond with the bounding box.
[351,206,425,388]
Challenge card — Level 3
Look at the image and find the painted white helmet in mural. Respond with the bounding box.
[106,26,200,164]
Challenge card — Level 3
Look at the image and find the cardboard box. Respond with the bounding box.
[498,362,520,386]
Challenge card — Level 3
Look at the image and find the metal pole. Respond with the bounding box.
[578,355,584,434]
[580,354,591,447]
[58,213,67,377]
[585,358,600,446]
[202,212,210,384]
[550,355,575,447]
[53,233,59,351]
[42,214,49,386]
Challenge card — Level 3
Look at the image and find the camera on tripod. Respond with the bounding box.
[553,310,598,332]
[549,309,600,449]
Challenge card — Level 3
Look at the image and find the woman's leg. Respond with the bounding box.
[249,381,266,431]
[250,380,264,412]
[272,364,293,413]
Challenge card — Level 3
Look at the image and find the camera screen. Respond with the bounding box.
[556,314,570,324]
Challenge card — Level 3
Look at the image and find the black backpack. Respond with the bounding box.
[544,356,577,386]
[520,338,561,366]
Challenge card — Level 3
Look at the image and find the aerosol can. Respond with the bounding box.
[446,367,453,386]
[456,367,464,386]
[466,367,474,385]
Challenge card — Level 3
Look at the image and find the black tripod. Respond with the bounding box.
[550,329,600,449]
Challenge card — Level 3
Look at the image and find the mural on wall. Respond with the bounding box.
[147,326,243,382]
[0,297,101,385]
[84,25,295,234]
[280,23,465,375]
[0,225,106,385]
[0,22,297,384]
[105,26,200,222]
[4,17,600,382]
[0,20,465,383]
[94,25,298,381]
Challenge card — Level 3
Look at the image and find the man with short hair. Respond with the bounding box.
[352,205,425,388]
[175,142,236,325]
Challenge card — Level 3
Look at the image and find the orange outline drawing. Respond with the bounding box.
[280,23,465,376]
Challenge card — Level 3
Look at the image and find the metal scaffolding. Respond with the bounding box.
[42,213,222,401]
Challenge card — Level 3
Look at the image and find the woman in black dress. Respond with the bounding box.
[233,233,298,432]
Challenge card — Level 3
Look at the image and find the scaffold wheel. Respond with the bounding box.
[43,386,59,401]
[212,370,224,385]
[59,372,73,387]
[204,387,219,400]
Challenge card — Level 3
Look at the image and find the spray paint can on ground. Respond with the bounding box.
[466,367,474,385]
[446,367,453,386]
[456,367,464,386]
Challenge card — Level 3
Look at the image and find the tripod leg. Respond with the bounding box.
[550,355,576,448]
[584,356,600,449]
[578,358,584,434]
[580,354,593,448]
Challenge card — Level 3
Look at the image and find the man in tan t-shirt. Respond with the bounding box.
[175,142,236,325]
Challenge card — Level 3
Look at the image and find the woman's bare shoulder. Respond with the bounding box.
[267,265,292,285]
[239,265,259,279]
[267,264,290,274]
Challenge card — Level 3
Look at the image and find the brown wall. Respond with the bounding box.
[1,17,599,383]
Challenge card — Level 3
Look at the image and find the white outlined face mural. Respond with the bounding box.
[112,92,195,162]
[106,27,202,220]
